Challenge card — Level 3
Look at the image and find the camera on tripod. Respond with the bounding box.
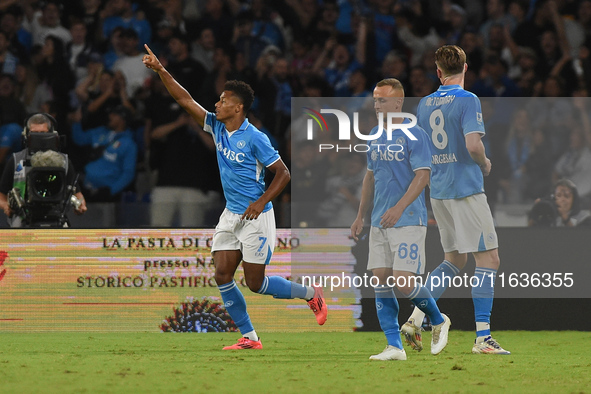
[7,131,79,227]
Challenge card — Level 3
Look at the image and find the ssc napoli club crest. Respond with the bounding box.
[237,140,246,149]
[396,137,405,145]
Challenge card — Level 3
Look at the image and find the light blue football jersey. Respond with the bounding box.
[366,119,431,228]
[417,85,485,200]
[204,113,280,214]
[416,85,486,199]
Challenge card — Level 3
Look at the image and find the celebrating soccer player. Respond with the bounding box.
[402,45,510,355]
[143,44,327,350]
[351,78,451,361]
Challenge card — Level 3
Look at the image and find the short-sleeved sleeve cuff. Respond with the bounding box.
[265,156,281,167]
[203,112,215,135]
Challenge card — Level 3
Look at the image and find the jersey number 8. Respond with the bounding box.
[429,109,448,150]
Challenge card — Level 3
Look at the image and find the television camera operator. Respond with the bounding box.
[0,113,87,227]
[528,179,591,227]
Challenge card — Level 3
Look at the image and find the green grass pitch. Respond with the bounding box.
[0,331,589,393]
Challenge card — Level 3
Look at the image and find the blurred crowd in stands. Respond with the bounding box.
[0,0,590,227]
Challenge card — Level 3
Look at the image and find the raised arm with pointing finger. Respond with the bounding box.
[142,44,207,127]
[142,43,328,351]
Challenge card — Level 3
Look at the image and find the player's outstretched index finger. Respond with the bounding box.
[144,44,155,56]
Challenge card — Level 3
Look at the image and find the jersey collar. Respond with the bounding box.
[238,118,250,131]
[437,84,461,91]
[226,118,250,137]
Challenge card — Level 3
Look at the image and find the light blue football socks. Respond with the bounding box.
[375,285,403,349]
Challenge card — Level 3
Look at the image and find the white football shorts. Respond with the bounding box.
[431,193,498,254]
[367,225,426,274]
[211,208,276,264]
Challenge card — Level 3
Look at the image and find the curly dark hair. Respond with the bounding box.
[224,80,254,113]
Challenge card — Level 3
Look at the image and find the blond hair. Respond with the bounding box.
[435,45,466,77]
[376,78,405,95]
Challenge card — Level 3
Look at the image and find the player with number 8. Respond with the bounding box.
[402,45,510,355]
